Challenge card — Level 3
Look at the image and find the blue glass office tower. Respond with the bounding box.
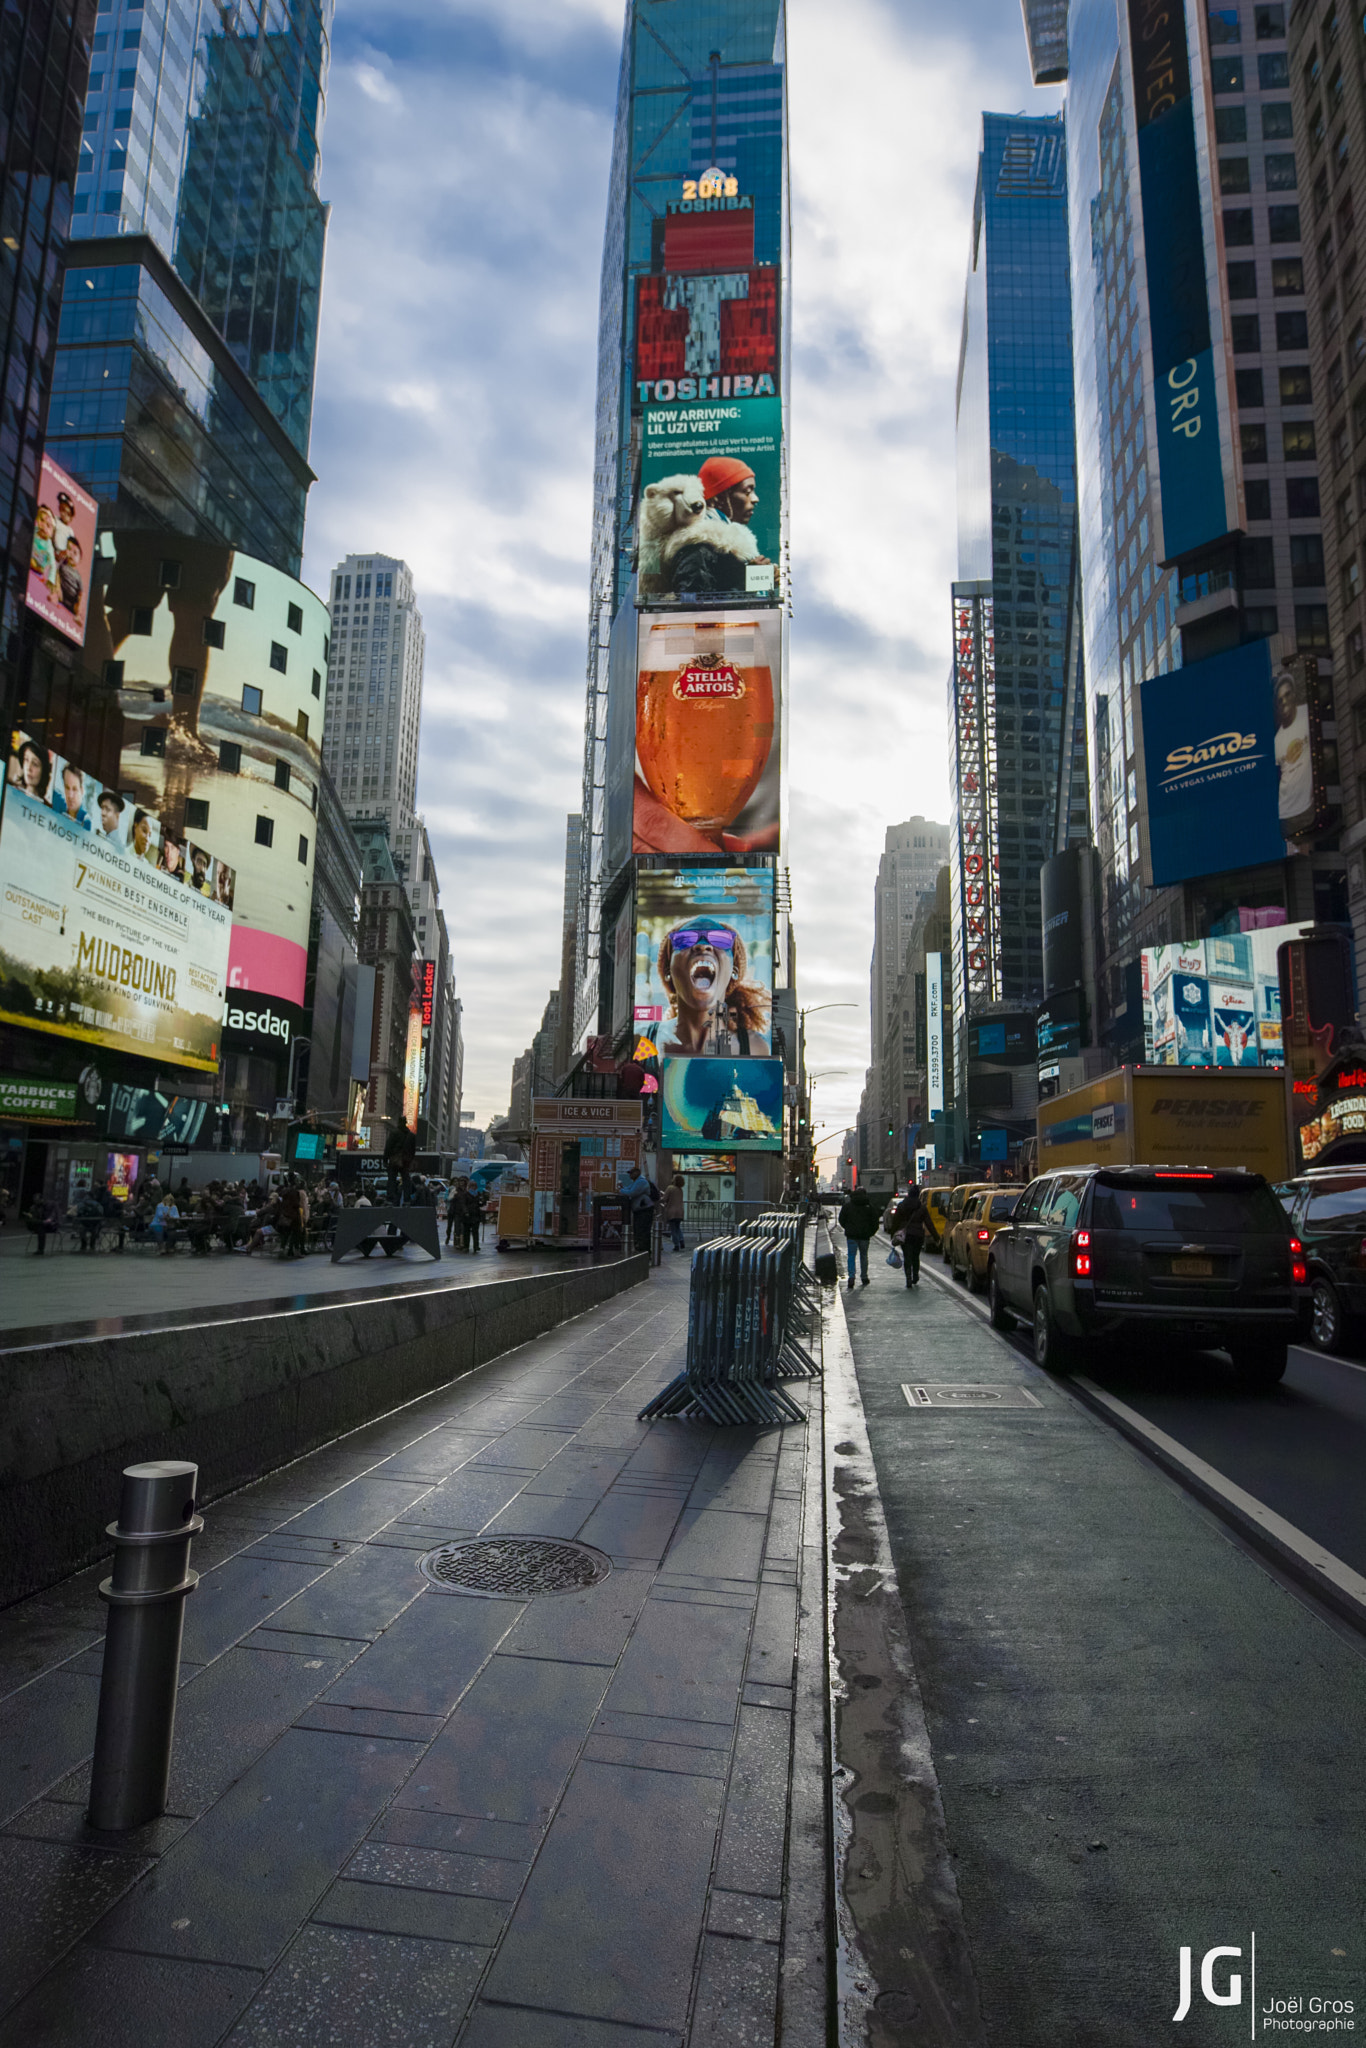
[571,0,789,1056]
[951,112,1088,1110]
[44,0,329,574]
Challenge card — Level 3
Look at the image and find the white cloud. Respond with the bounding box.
[304,0,1054,1133]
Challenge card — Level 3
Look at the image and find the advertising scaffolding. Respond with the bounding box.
[633,611,781,856]
[1,732,233,1070]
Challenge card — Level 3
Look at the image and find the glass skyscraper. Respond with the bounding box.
[571,0,789,1054]
[44,0,329,575]
[951,112,1089,1090]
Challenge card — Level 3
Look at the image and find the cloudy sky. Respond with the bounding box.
[300,0,1061,1147]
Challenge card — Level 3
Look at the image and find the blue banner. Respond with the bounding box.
[1140,642,1285,886]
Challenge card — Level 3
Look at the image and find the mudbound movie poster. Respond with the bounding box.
[0,735,232,1070]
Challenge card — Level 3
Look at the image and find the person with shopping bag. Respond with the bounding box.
[885,1182,927,1289]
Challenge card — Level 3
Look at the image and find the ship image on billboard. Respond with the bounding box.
[633,865,774,1060]
[26,452,98,649]
[0,732,232,1070]
[633,610,781,855]
[637,396,781,605]
[662,1057,784,1152]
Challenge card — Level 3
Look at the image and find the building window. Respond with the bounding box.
[102,659,124,688]
[140,727,166,757]
[298,834,309,865]
[1295,603,1331,647]
[1268,204,1301,241]
[1241,421,1269,461]
[1290,532,1326,582]
[287,602,302,633]
[1224,207,1254,243]
[172,665,197,696]
[1244,605,1279,637]
[255,816,274,848]
[1208,8,1241,43]
[1280,366,1313,405]
[242,684,262,716]
[1262,101,1293,139]
[1266,151,1298,188]
[296,710,309,740]
[130,605,154,635]
[1235,367,1264,406]
[269,642,287,673]
[159,558,181,587]
[1231,314,1262,352]
[1288,478,1322,516]
[1350,627,1366,673]
[311,669,321,698]
[1216,104,1248,141]
[1259,50,1289,86]
[1276,310,1310,347]
[1246,478,1272,519]
[1272,258,1304,294]
[1344,557,1361,603]
[1220,157,1251,193]
[1338,486,1355,536]
[203,617,225,648]
[1333,420,1351,467]
[1254,4,1285,35]
[219,741,241,774]
[1244,535,1276,585]
[274,759,291,792]
[1227,259,1257,297]
[186,798,209,830]
[1211,55,1244,89]
[1284,420,1318,457]
[233,577,255,609]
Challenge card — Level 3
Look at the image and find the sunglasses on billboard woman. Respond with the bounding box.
[668,929,736,951]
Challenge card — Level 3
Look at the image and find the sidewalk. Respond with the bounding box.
[0,1255,826,2047]
[832,1239,1366,2045]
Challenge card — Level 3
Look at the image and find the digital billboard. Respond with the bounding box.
[633,865,774,1060]
[1272,652,1335,840]
[661,1057,784,1152]
[637,396,781,605]
[1140,926,1312,1068]
[633,610,781,855]
[90,532,330,1011]
[634,267,779,406]
[0,732,232,1071]
[26,451,97,649]
[1139,642,1285,887]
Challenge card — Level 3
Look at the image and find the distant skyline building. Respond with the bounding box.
[46,0,331,575]
[951,111,1088,1079]
[395,813,461,1151]
[869,818,951,1084]
[321,552,425,834]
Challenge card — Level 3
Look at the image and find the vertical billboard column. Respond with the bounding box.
[952,592,1001,1016]
[1127,0,1229,557]
[632,611,781,856]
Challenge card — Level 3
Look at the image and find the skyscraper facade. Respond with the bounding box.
[572,0,789,1063]
[321,552,425,833]
[951,112,1088,1117]
[869,816,951,1080]
[45,0,329,574]
[1043,0,1343,1059]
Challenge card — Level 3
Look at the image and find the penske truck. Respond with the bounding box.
[1034,1065,1292,1179]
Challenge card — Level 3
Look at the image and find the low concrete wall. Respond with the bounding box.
[0,1255,649,1607]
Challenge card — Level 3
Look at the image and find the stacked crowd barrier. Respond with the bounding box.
[639,1211,821,1426]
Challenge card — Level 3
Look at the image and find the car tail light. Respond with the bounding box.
[1291,1236,1307,1286]
[976,1228,990,1242]
[1071,1228,1091,1278]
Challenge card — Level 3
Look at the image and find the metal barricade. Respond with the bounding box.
[639,1224,820,1426]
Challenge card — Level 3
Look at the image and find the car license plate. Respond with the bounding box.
[1171,1256,1213,1277]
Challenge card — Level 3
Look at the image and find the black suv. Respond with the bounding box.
[1273,1169,1366,1353]
[986,1165,1307,1388]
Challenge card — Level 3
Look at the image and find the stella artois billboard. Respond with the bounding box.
[632,610,782,856]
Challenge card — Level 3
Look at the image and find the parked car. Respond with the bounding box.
[1273,1168,1366,1353]
[919,1186,952,1249]
[938,1181,995,1260]
[947,1187,1022,1293]
[985,1165,1307,1388]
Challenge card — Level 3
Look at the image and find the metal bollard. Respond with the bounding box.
[87,1460,202,1832]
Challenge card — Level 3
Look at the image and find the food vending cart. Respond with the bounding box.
[496,1098,644,1250]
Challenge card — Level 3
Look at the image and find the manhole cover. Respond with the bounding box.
[902,1383,1043,1410]
[417,1537,612,1599]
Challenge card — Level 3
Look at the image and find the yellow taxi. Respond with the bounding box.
[947,1186,1023,1293]
[918,1185,953,1250]
[937,1181,996,1261]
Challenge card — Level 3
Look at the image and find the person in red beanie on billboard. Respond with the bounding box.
[665,454,771,598]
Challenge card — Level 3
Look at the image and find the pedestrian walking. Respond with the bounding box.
[885,1182,926,1288]
[662,1173,685,1252]
[837,1186,883,1290]
[621,1166,658,1256]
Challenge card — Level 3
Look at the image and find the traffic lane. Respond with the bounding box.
[971,1276,1366,1587]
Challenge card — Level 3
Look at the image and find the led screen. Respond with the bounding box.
[633,610,781,856]
[634,865,774,1061]
[661,1057,784,1152]
[637,396,781,605]
[0,732,232,1070]
[26,451,97,648]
